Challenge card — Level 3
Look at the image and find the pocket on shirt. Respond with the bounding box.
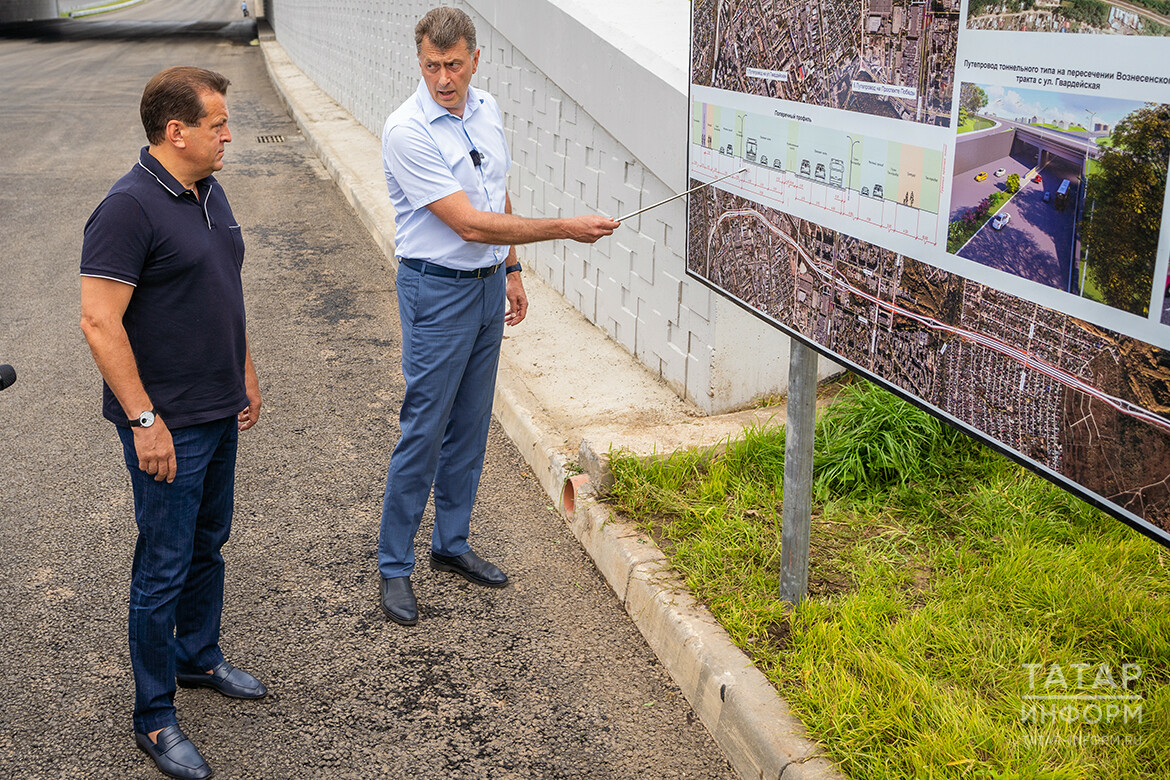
[228,225,245,267]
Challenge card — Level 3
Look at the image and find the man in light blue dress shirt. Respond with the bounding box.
[378,7,619,625]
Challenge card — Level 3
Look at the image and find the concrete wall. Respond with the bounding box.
[0,0,58,22]
[268,0,816,413]
[954,126,1016,175]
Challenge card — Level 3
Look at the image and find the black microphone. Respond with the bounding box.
[0,364,14,391]
[470,150,482,167]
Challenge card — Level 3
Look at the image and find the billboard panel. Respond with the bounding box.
[687,0,1170,544]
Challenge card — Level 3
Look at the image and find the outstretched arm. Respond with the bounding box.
[426,189,619,246]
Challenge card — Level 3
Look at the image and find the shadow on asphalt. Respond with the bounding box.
[0,18,257,43]
[966,221,1066,289]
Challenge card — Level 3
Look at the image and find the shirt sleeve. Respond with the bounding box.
[80,192,151,286]
[382,122,463,211]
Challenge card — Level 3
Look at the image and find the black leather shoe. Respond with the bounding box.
[430,549,508,588]
[135,724,213,780]
[176,660,267,699]
[380,576,418,625]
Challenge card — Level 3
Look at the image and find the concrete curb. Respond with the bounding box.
[67,0,146,18]
[259,39,845,780]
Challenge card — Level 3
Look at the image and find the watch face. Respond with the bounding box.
[138,411,156,428]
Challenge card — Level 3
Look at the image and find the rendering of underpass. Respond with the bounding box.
[949,120,1085,294]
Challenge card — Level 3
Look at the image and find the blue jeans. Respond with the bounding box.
[378,262,505,579]
[117,417,237,734]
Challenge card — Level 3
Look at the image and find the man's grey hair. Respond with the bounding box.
[415,6,477,53]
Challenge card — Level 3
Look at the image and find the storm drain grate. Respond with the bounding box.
[256,135,285,144]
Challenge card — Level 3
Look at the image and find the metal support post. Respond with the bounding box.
[779,339,817,606]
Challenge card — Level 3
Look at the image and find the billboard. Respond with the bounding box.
[687,0,1170,545]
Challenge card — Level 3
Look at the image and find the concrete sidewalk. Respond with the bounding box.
[259,37,842,780]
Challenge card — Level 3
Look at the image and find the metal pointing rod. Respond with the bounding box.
[616,168,749,222]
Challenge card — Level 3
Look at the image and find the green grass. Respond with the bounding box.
[958,116,995,134]
[1079,260,1107,304]
[609,379,1170,779]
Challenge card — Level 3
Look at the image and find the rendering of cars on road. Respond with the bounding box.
[1034,174,1042,184]
[861,186,870,197]
[992,212,1011,230]
[975,171,988,181]
[994,167,1006,177]
[1043,191,1051,202]
[873,184,884,198]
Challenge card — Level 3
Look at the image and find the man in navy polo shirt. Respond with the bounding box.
[80,67,264,780]
[377,7,619,626]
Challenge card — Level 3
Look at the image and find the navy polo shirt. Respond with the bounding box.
[81,147,247,429]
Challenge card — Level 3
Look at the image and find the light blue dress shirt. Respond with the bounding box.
[381,80,512,270]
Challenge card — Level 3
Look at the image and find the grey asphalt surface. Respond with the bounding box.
[952,155,1078,291]
[0,13,736,780]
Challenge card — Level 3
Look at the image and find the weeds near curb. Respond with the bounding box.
[609,379,1170,779]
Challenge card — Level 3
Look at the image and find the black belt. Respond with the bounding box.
[400,257,502,279]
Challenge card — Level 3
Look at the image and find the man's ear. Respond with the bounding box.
[165,119,187,148]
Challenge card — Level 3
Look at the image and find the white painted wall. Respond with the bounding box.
[269,0,831,412]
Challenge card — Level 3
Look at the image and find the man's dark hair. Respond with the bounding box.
[140,67,231,146]
[415,6,476,54]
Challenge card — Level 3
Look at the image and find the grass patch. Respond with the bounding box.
[1078,260,1107,305]
[958,116,995,134]
[609,378,1169,779]
[948,192,1008,254]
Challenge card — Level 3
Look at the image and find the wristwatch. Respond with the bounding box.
[128,409,157,428]
[505,262,522,275]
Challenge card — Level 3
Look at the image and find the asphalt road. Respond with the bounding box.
[93,0,246,22]
[952,155,1078,292]
[0,21,735,780]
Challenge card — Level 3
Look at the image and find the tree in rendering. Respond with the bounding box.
[1082,103,1170,315]
[959,83,988,126]
[1006,173,1020,193]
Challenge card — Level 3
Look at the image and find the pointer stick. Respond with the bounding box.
[616,168,749,222]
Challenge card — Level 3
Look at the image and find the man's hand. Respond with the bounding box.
[239,341,261,431]
[133,419,176,483]
[505,271,528,326]
[238,388,262,431]
[563,215,620,244]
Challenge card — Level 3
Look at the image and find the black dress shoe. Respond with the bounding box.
[430,549,508,588]
[176,660,267,699]
[135,724,213,780]
[380,576,418,625]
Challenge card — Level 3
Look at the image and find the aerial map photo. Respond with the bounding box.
[688,186,1170,530]
[966,0,1170,35]
[691,0,961,125]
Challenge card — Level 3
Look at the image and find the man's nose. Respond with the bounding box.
[223,125,232,142]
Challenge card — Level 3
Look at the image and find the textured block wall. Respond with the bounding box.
[268,0,789,412]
